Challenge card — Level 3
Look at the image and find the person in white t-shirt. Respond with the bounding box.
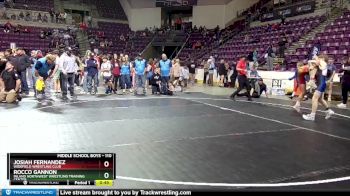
[101,56,112,94]
[179,65,189,89]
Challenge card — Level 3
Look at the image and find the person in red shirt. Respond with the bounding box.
[230,56,252,101]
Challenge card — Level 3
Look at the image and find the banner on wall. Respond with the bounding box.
[155,0,197,7]
[261,1,316,22]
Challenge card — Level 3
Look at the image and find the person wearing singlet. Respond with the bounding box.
[292,62,309,112]
[303,55,334,121]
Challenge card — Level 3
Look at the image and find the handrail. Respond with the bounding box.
[140,34,157,55]
[174,33,191,59]
[170,46,180,60]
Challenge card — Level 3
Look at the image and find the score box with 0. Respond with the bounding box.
[7,153,116,186]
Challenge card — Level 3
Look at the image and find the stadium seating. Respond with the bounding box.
[6,0,54,12]
[285,11,350,69]
[183,15,326,69]
[88,22,153,56]
[0,27,54,52]
[79,0,127,20]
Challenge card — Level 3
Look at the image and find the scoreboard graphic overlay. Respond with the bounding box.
[7,153,116,186]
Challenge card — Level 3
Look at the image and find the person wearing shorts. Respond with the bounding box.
[292,62,309,112]
[303,55,334,121]
[101,56,113,94]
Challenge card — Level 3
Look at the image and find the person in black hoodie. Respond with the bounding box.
[9,48,31,95]
[337,56,350,109]
[0,52,7,74]
[150,68,161,95]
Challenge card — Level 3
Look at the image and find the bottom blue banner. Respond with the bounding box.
[2,189,57,196]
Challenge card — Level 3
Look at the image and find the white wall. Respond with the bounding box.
[129,8,162,31]
[224,0,259,25]
[192,5,226,29]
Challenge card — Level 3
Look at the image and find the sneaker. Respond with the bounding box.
[71,95,77,101]
[129,89,133,93]
[61,96,69,101]
[17,95,22,102]
[303,114,315,121]
[325,109,334,120]
[337,103,347,109]
[293,105,301,113]
[122,89,126,93]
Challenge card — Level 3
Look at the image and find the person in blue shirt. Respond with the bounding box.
[159,53,172,94]
[34,54,56,102]
[133,53,147,95]
[120,56,131,93]
[86,53,99,94]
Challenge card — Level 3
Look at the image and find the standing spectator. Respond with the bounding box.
[146,58,155,88]
[278,33,287,58]
[266,44,274,71]
[0,62,21,103]
[337,56,350,109]
[188,61,196,86]
[37,13,42,22]
[112,59,120,94]
[19,11,24,20]
[133,54,147,95]
[87,15,92,27]
[49,8,55,23]
[120,56,131,93]
[63,12,67,23]
[175,17,182,30]
[59,48,78,100]
[10,48,31,95]
[172,59,181,84]
[55,12,60,23]
[101,56,113,94]
[230,61,238,88]
[218,59,227,87]
[230,56,252,101]
[86,53,99,94]
[180,64,189,88]
[208,58,215,86]
[281,14,286,25]
[159,53,172,94]
[43,14,48,23]
[202,59,209,85]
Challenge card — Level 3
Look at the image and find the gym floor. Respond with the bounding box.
[0,92,350,191]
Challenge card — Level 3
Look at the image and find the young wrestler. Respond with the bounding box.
[303,55,334,121]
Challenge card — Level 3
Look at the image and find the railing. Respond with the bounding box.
[174,33,191,59]
[191,25,247,62]
[140,34,157,55]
